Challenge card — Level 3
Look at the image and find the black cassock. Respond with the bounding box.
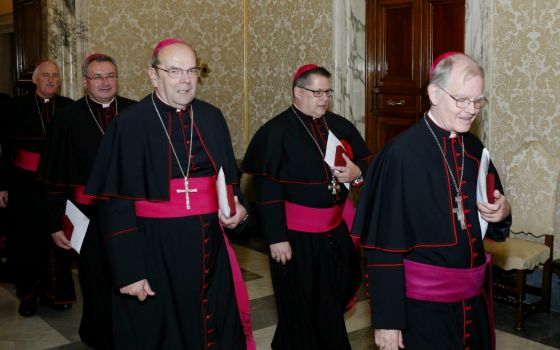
[242,106,371,350]
[1,93,75,304]
[353,115,511,350]
[38,95,136,349]
[86,93,248,350]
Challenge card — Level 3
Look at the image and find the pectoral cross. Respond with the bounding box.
[453,195,466,230]
[177,178,197,209]
[328,178,340,195]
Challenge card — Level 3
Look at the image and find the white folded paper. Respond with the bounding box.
[216,167,233,218]
[476,148,491,238]
[65,200,89,254]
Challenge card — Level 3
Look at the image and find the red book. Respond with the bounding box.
[226,184,236,217]
[335,145,346,166]
[62,214,74,240]
[486,173,496,204]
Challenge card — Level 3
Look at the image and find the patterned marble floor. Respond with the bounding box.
[0,234,559,350]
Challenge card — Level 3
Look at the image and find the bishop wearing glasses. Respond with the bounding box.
[86,38,254,350]
[353,53,512,350]
[37,53,136,348]
[242,64,371,350]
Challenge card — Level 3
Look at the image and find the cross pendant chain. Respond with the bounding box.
[177,178,198,209]
[328,178,340,195]
[453,195,466,230]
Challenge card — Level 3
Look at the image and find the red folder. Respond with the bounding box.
[62,214,74,240]
[226,184,236,217]
[486,173,496,204]
[335,145,346,166]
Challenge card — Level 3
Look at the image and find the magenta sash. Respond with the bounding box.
[404,257,488,302]
[14,149,40,172]
[285,201,344,232]
[222,233,256,350]
[405,253,495,350]
[73,186,96,206]
[133,177,256,349]
[135,177,218,217]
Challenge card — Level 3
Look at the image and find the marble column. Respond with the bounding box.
[46,0,88,100]
[332,0,366,136]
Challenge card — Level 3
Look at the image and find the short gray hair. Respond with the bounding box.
[430,54,484,88]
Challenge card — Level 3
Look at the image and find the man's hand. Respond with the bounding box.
[270,241,292,265]
[0,191,8,208]
[478,190,511,223]
[332,154,361,183]
[219,196,248,229]
[375,329,405,350]
[119,279,155,301]
[51,230,72,250]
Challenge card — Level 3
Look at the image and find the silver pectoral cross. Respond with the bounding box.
[328,178,340,195]
[177,178,197,209]
[453,195,466,230]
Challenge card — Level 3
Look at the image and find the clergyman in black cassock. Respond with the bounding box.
[0,60,75,317]
[38,53,136,349]
[242,64,372,350]
[353,53,512,350]
[86,38,254,350]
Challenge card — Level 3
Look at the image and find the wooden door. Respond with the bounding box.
[422,0,465,90]
[13,0,44,96]
[365,0,464,154]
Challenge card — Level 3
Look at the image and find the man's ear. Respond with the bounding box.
[293,86,302,100]
[427,84,439,106]
[148,67,158,88]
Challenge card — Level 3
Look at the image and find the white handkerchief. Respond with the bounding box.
[324,131,350,189]
[476,148,491,238]
[65,200,90,254]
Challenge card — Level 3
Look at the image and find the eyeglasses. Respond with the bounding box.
[85,73,117,82]
[439,87,488,109]
[297,85,334,98]
[153,66,201,80]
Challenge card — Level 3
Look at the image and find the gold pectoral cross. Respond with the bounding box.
[453,195,466,230]
[177,178,197,209]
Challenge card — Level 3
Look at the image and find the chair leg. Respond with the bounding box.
[514,270,526,331]
[543,235,554,312]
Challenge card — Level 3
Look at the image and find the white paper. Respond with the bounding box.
[216,167,232,218]
[324,131,350,189]
[476,148,491,238]
[65,200,90,254]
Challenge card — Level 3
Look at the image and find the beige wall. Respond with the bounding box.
[84,0,331,158]
[483,0,560,256]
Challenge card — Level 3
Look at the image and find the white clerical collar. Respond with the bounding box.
[427,111,457,138]
[36,93,50,103]
[154,91,187,113]
[88,95,115,108]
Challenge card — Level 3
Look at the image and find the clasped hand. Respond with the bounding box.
[218,196,248,229]
[332,154,361,183]
[477,189,511,223]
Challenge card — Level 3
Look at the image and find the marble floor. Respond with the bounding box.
[0,233,559,350]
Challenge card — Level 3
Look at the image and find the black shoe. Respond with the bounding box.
[51,303,72,312]
[39,298,73,312]
[18,298,37,317]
